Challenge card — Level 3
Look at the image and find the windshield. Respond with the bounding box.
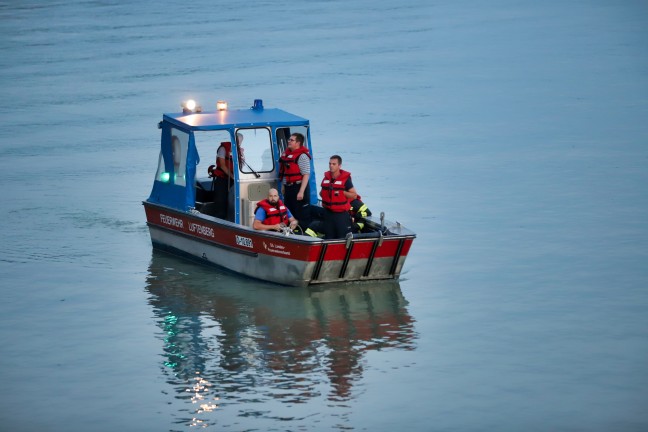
[193,128,275,180]
[237,128,274,174]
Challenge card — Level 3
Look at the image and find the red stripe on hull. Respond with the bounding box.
[144,204,321,261]
[144,203,414,264]
[318,238,414,261]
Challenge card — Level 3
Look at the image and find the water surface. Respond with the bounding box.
[1,1,647,431]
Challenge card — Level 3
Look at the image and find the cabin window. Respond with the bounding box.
[155,128,188,186]
[276,126,309,156]
[171,131,188,186]
[193,130,236,180]
[236,128,274,175]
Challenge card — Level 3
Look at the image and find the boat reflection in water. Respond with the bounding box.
[145,250,416,426]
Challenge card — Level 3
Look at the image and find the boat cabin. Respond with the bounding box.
[148,99,317,226]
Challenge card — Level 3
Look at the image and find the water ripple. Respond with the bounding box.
[146,252,417,428]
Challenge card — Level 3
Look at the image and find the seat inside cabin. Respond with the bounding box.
[242,182,272,227]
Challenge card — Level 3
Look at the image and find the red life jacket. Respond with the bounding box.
[321,169,352,212]
[214,141,234,179]
[279,146,311,183]
[255,199,290,225]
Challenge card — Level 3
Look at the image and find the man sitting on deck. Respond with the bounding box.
[253,188,299,232]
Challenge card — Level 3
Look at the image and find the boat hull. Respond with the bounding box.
[144,202,415,287]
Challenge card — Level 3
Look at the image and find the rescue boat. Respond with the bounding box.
[143,99,416,287]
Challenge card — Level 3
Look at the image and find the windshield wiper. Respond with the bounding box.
[243,160,260,178]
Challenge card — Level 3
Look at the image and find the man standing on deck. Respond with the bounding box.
[320,155,357,239]
[279,133,311,228]
[210,133,243,220]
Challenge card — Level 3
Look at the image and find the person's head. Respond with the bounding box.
[236,132,244,146]
[287,133,304,151]
[328,155,342,174]
[267,188,280,205]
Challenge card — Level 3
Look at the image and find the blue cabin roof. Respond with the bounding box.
[163,108,309,131]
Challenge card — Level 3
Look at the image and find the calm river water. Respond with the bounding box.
[1,1,647,431]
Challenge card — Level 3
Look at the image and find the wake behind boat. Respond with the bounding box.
[143,99,415,287]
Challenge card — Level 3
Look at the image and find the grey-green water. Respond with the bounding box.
[1,1,647,430]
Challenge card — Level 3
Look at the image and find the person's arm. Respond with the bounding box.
[285,208,298,230]
[296,154,311,201]
[253,219,281,231]
[297,173,309,201]
[344,187,357,201]
[344,177,357,201]
[253,208,282,231]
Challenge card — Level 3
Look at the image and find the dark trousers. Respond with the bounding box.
[213,176,231,219]
[284,183,311,228]
[323,208,353,239]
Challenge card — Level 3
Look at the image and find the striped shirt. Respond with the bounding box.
[283,153,310,184]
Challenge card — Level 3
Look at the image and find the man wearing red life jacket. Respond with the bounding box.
[209,133,243,220]
[253,188,298,232]
[320,155,357,239]
[279,133,312,228]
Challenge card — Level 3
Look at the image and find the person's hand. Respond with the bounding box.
[289,220,298,230]
[296,191,304,200]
